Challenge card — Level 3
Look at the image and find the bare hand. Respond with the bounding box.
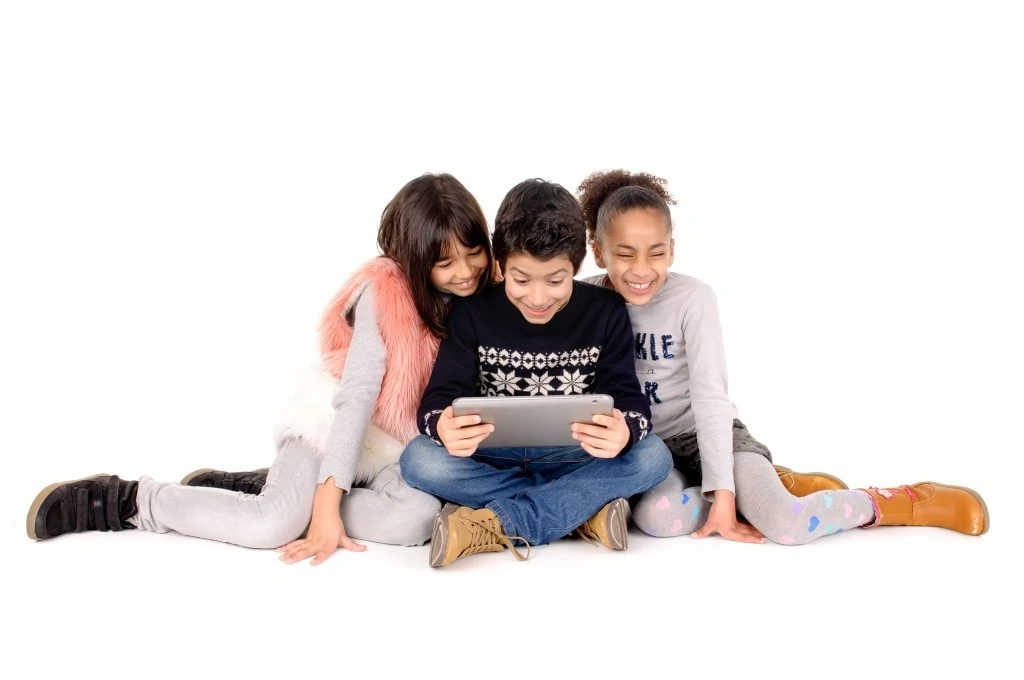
[571,408,630,458]
[691,490,765,544]
[436,406,494,457]
[277,482,367,565]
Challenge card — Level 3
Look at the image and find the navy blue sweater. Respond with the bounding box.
[417,280,651,446]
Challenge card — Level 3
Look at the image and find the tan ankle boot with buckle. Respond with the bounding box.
[861,482,989,536]
[775,465,849,496]
[428,503,530,568]
[575,498,628,550]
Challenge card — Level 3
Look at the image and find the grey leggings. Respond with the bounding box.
[632,451,876,545]
[130,437,440,548]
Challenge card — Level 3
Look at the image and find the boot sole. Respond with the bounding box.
[605,497,628,550]
[774,465,849,490]
[179,468,217,486]
[428,503,460,568]
[25,473,109,541]
[922,481,990,536]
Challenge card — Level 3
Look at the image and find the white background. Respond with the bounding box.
[1,1,1021,678]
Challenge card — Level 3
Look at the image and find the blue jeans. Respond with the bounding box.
[399,434,672,546]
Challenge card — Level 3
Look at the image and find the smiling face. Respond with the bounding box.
[502,252,574,324]
[592,207,674,305]
[429,239,490,297]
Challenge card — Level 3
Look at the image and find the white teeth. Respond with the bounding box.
[626,281,653,291]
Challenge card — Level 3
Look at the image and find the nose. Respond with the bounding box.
[630,256,653,277]
[453,257,473,281]
[526,284,548,307]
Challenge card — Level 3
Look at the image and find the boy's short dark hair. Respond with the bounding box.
[492,179,587,273]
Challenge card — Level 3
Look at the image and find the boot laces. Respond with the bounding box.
[460,513,531,561]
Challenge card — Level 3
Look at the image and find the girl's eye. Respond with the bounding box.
[548,280,564,286]
[513,279,528,285]
[436,261,453,269]
[468,247,483,256]
[617,254,633,260]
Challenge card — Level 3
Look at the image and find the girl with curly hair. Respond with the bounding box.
[577,169,989,544]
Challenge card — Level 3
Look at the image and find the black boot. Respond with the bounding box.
[27,474,139,541]
[179,468,268,495]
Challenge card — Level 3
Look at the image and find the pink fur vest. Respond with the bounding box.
[273,257,439,484]
[319,256,439,442]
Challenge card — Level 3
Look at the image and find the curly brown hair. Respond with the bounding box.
[576,169,677,242]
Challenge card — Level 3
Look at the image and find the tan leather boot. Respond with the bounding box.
[775,465,849,496]
[428,503,530,568]
[861,482,989,536]
[575,498,628,550]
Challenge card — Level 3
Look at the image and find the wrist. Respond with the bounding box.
[711,489,736,509]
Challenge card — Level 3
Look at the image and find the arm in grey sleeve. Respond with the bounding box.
[317,284,387,492]
[682,284,737,498]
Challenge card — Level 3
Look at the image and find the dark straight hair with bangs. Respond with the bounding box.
[377,173,495,338]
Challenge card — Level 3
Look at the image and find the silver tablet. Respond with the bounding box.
[451,394,614,448]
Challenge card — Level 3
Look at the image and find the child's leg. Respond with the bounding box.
[130,437,320,549]
[631,468,711,537]
[341,463,441,546]
[485,434,673,546]
[734,451,875,545]
[399,435,538,507]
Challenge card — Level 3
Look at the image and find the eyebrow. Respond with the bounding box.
[508,266,570,278]
[612,243,668,251]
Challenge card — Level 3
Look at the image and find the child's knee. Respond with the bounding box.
[632,489,702,538]
[626,435,673,485]
[398,436,453,491]
[631,493,671,537]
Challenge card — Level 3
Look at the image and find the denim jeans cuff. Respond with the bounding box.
[486,500,519,540]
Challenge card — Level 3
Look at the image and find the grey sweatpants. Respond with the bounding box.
[130,437,440,548]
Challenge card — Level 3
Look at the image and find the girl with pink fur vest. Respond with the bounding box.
[26,173,498,566]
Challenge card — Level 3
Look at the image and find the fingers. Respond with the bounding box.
[592,409,625,426]
[278,539,316,564]
[723,528,766,545]
[744,523,765,541]
[572,422,626,458]
[338,535,367,552]
[579,441,618,459]
[448,431,492,457]
[690,522,766,544]
[449,424,494,441]
[278,538,338,565]
[439,412,494,454]
[573,422,611,439]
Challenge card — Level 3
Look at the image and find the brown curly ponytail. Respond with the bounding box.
[576,169,677,243]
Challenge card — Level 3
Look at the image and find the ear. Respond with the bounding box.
[591,239,608,269]
[667,238,676,268]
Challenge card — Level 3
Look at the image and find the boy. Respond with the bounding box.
[399,179,673,567]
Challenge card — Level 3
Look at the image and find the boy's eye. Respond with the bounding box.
[548,280,564,286]
[617,254,634,260]
[650,252,664,259]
